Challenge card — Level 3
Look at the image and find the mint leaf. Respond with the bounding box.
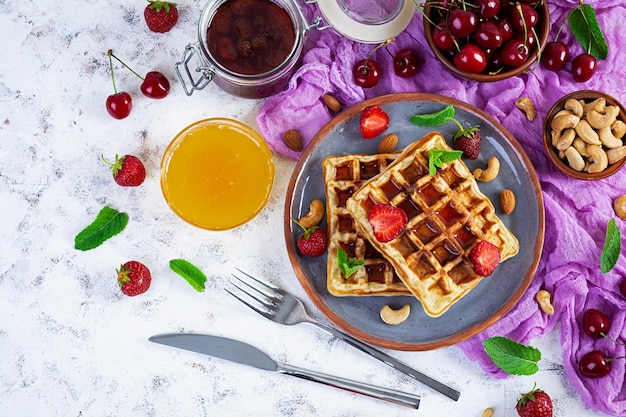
[483,336,541,375]
[428,148,462,176]
[601,218,621,274]
[169,259,207,292]
[74,206,128,251]
[568,3,608,60]
[410,105,456,127]
[337,248,365,279]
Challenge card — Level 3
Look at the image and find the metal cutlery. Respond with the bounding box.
[149,333,421,409]
[226,269,460,401]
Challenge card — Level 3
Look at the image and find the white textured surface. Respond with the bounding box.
[0,0,608,416]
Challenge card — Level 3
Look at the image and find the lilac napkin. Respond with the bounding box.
[257,1,626,414]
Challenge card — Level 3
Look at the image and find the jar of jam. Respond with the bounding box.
[176,0,416,99]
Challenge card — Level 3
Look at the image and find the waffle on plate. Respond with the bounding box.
[346,132,519,317]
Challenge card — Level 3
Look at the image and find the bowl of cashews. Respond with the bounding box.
[543,90,626,180]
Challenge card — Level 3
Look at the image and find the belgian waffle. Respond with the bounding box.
[323,153,411,297]
[346,132,519,317]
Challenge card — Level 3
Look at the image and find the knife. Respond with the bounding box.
[149,333,420,409]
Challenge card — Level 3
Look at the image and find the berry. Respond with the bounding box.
[500,39,530,67]
[102,154,146,187]
[108,50,170,99]
[144,0,179,33]
[453,127,482,159]
[469,241,500,276]
[453,43,487,74]
[516,386,553,417]
[106,52,132,120]
[571,53,597,82]
[294,220,327,257]
[433,24,457,52]
[353,59,381,88]
[541,41,569,72]
[476,0,501,19]
[393,48,420,78]
[474,20,503,50]
[578,350,611,378]
[117,261,152,296]
[510,3,538,32]
[582,308,610,338]
[448,8,477,38]
[368,204,407,243]
[359,105,389,139]
[621,277,626,298]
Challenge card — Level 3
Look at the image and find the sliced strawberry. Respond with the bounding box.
[368,204,407,242]
[453,127,481,160]
[360,105,390,139]
[469,240,501,276]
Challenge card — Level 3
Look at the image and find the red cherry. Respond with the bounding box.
[453,43,487,74]
[572,53,597,82]
[500,39,530,67]
[620,277,626,298]
[353,59,381,88]
[448,8,478,38]
[474,20,503,50]
[496,16,514,43]
[542,41,569,71]
[106,92,132,119]
[141,71,170,99]
[433,24,457,52]
[510,3,538,32]
[476,0,501,19]
[578,350,611,378]
[393,49,420,78]
[582,308,611,338]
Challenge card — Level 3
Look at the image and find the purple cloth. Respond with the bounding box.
[257,1,626,414]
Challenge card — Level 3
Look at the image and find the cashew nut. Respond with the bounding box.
[586,145,609,173]
[564,98,584,118]
[611,120,626,139]
[536,290,554,315]
[607,146,626,165]
[555,128,576,151]
[551,112,580,132]
[581,97,606,114]
[515,96,536,121]
[380,304,411,325]
[575,119,602,145]
[587,105,620,129]
[598,126,624,148]
[564,146,585,171]
[614,194,626,220]
[298,199,325,229]
[473,156,500,182]
[573,137,590,157]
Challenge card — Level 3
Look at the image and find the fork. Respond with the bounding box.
[227,269,461,401]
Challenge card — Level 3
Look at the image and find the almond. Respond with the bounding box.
[323,94,342,113]
[283,129,303,152]
[378,133,398,154]
[500,189,516,215]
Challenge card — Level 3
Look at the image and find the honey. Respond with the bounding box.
[161,118,274,230]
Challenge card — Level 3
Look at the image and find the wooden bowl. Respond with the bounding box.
[423,1,550,82]
[543,90,626,180]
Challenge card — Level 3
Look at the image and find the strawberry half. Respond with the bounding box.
[117,261,152,296]
[368,204,407,242]
[516,386,553,417]
[144,0,179,33]
[453,127,481,160]
[360,105,390,139]
[102,154,146,187]
[469,240,501,276]
[294,220,327,257]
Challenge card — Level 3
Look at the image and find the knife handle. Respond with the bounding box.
[278,364,420,409]
[316,322,461,401]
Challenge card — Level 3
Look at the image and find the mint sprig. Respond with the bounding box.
[600,218,621,274]
[74,206,128,251]
[169,259,207,292]
[337,248,365,279]
[483,336,541,375]
[568,2,608,60]
[428,148,463,176]
[410,105,456,127]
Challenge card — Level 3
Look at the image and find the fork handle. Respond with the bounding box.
[315,322,460,401]
[278,363,420,409]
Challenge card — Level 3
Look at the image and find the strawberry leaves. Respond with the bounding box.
[568,2,608,60]
[74,206,129,251]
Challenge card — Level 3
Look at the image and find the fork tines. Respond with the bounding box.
[227,269,282,318]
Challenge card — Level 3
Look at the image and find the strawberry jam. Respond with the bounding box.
[207,0,296,75]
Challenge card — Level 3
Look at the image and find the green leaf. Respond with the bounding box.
[74,206,128,251]
[169,259,207,292]
[483,336,541,376]
[428,148,462,176]
[568,3,608,60]
[337,248,365,279]
[410,105,456,127]
[601,218,621,274]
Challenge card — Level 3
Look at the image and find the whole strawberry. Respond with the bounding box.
[516,386,553,417]
[102,154,146,186]
[453,126,481,160]
[293,219,327,257]
[117,261,152,296]
[144,0,179,33]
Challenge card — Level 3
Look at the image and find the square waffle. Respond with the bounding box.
[323,153,411,297]
[346,132,520,317]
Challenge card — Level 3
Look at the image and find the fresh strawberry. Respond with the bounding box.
[294,220,327,257]
[360,105,390,139]
[102,154,146,186]
[516,386,553,417]
[453,126,481,159]
[368,204,407,243]
[117,261,152,296]
[469,240,500,276]
[144,0,179,33]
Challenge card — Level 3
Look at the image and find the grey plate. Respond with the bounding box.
[284,93,545,351]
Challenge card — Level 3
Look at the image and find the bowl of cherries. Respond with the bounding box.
[422,0,550,81]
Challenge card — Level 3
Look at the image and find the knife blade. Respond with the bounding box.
[149,333,420,409]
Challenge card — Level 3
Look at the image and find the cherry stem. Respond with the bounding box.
[606,355,626,363]
[108,50,145,81]
[601,333,626,347]
[366,37,395,62]
[108,51,119,95]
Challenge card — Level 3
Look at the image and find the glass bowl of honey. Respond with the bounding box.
[160,118,275,230]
